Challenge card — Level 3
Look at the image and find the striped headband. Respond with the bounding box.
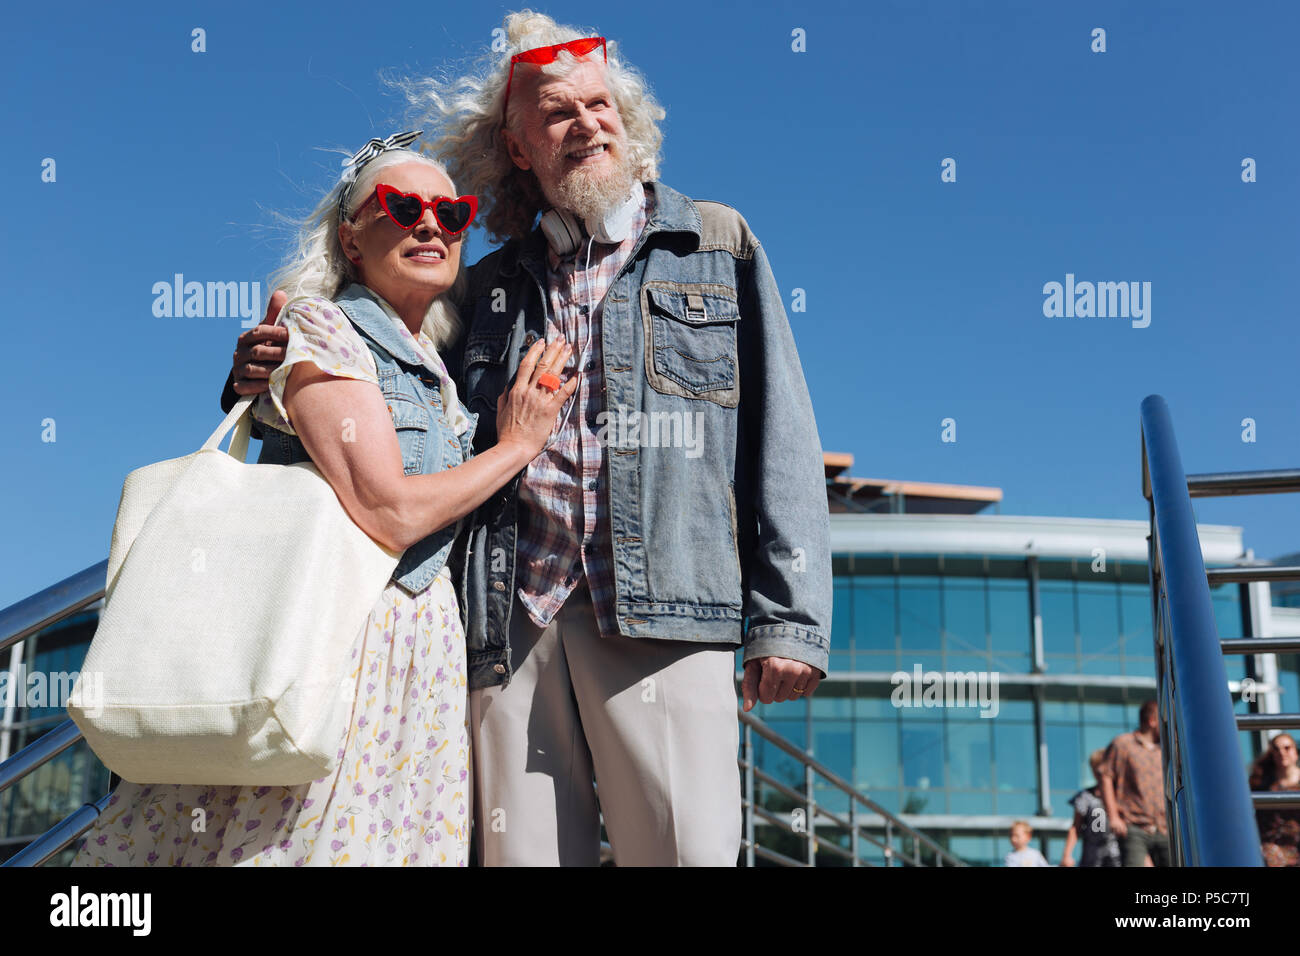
[336,129,424,220]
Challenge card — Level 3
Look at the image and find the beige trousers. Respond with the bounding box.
[469,581,742,866]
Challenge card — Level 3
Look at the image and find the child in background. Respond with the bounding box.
[1005,820,1052,867]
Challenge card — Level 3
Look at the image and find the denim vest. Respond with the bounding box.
[257,283,478,595]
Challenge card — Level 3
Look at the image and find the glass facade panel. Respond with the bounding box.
[1211,585,1243,639]
[1040,583,1076,658]
[899,578,942,651]
[993,721,1037,795]
[995,790,1040,816]
[855,721,900,790]
[942,584,988,661]
[813,726,854,781]
[988,583,1031,664]
[947,790,995,815]
[1121,589,1153,655]
[946,717,993,790]
[853,579,895,652]
[1045,722,1082,793]
[901,725,945,790]
[830,578,853,671]
[1078,580,1121,658]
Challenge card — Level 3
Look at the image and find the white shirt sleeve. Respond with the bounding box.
[251,295,380,436]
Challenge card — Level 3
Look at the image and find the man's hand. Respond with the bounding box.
[741,656,822,712]
[1098,771,1124,838]
[231,289,289,396]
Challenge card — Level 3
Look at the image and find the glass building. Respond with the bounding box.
[0,610,110,863]
[744,454,1295,866]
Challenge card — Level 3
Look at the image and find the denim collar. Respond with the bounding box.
[334,282,427,368]
[503,181,701,285]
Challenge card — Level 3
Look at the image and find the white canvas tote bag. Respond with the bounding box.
[68,395,401,785]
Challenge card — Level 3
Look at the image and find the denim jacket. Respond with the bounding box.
[256,283,478,594]
[457,182,831,690]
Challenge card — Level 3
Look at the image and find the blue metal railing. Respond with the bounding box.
[1140,395,1262,865]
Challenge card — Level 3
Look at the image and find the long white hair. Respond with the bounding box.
[267,149,465,350]
[396,10,666,243]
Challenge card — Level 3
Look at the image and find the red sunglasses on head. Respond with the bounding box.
[503,36,607,119]
[354,183,478,234]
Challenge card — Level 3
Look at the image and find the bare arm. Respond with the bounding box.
[284,338,576,552]
[1060,814,1080,866]
[1099,773,1126,838]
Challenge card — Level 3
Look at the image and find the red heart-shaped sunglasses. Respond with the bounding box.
[503,37,607,118]
[354,184,479,235]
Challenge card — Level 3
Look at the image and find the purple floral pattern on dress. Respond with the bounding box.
[70,570,470,867]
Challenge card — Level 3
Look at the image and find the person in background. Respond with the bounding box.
[1005,820,1051,867]
[1098,699,1169,867]
[1249,732,1300,866]
[1060,748,1121,866]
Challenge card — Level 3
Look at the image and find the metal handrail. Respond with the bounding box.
[0,560,107,655]
[1206,566,1300,584]
[1186,470,1300,497]
[1236,714,1300,731]
[1221,637,1300,655]
[736,708,963,866]
[0,719,83,793]
[6,795,112,867]
[1140,395,1263,866]
[1252,791,1300,809]
[2,562,963,867]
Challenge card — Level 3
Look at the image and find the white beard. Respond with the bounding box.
[539,144,638,225]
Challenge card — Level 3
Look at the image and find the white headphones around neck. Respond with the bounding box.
[539,186,642,256]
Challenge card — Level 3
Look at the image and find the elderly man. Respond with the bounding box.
[222,11,830,866]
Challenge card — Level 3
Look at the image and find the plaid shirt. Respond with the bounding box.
[515,183,653,638]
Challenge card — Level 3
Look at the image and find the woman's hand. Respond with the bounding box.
[494,337,579,457]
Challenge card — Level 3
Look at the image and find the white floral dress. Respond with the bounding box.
[73,292,472,866]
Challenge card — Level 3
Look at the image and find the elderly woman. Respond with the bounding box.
[73,134,576,867]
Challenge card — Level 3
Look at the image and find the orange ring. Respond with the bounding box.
[537,372,562,392]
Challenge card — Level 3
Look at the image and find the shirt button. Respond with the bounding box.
[579,305,589,315]
[493,581,506,592]
[585,361,595,371]
[586,479,597,490]
[493,664,506,674]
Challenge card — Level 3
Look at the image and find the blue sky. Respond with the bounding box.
[2,0,1297,607]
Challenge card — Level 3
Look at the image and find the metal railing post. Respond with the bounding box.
[804,761,815,866]
[743,721,755,868]
[848,799,858,866]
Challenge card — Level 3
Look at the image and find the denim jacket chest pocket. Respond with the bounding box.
[379,370,440,476]
[639,282,741,408]
[462,324,512,436]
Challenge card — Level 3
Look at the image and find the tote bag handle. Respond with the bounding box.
[201,394,257,461]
